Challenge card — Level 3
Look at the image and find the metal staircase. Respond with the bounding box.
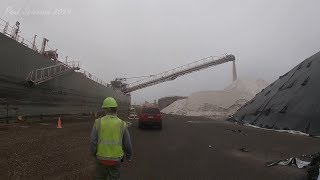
[26,61,80,86]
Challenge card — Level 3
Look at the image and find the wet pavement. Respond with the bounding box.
[0,114,318,179]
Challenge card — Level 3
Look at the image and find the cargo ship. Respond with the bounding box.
[0,19,130,121]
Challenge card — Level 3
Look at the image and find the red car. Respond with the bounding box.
[138,106,162,129]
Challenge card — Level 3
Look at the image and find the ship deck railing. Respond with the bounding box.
[77,69,110,87]
[0,18,40,51]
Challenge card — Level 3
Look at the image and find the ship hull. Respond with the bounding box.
[0,33,130,120]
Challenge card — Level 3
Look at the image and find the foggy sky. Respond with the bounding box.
[1,0,320,104]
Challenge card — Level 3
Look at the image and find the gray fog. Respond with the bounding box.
[1,0,320,104]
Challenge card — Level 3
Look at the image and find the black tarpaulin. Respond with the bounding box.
[230,51,320,136]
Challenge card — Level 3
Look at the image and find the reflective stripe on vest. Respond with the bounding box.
[95,115,126,160]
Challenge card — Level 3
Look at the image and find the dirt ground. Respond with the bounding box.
[0,114,319,180]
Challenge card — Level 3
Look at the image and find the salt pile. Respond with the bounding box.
[161,79,269,119]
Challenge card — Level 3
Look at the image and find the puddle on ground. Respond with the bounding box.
[0,127,9,131]
[20,126,30,128]
[229,149,266,163]
[186,121,216,124]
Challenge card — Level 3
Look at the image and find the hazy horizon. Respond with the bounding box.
[1,0,320,104]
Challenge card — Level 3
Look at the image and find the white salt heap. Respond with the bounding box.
[161,79,269,119]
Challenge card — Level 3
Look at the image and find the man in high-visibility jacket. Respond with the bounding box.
[90,97,132,180]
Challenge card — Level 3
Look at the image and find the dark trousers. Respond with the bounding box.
[95,161,121,180]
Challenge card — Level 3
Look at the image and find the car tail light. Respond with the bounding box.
[140,113,146,119]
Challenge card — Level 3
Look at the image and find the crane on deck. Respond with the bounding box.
[112,54,236,94]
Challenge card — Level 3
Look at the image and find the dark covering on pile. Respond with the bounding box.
[229,51,320,136]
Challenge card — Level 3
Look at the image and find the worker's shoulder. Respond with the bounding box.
[94,115,123,122]
[116,118,128,127]
[94,117,103,123]
[117,117,126,124]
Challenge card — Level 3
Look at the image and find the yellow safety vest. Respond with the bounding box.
[95,115,126,161]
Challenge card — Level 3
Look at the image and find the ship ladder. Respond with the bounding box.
[26,61,80,86]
